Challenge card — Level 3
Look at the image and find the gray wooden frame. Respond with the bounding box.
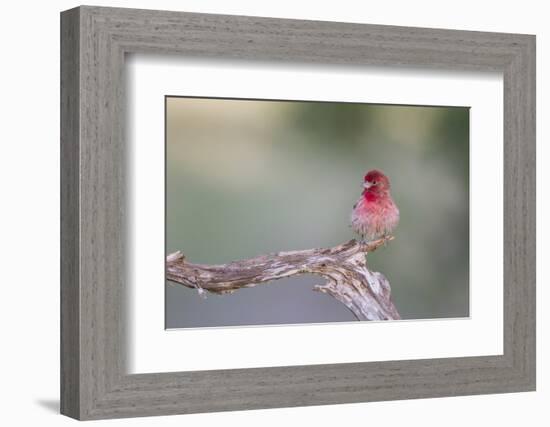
[60,5,536,420]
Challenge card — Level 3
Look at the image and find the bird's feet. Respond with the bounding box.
[358,237,378,247]
[358,235,392,248]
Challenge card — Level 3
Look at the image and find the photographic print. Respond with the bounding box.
[165,97,469,328]
[60,8,535,418]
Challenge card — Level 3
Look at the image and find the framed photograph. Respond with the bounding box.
[60,6,535,420]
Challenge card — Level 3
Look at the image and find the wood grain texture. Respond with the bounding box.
[60,5,536,420]
[167,238,401,321]
[60,7,80,419]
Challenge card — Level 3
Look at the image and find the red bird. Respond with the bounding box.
[351,170,399,243]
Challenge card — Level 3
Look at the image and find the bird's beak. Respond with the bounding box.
[363,181,373,189]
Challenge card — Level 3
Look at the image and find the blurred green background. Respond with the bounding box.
[166,97,469,328]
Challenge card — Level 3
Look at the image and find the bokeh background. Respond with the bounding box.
[165,97,469,328]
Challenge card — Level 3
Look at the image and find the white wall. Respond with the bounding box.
[0,0,546,425]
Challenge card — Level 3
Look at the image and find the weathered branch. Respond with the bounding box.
[166,237,400,321]
[166,237,400,320]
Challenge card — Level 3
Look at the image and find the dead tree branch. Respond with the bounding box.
[166,237,400,321]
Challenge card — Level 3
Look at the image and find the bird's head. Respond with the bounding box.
[363,169,391,194]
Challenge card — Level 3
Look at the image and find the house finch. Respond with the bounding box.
[351,169,399,242]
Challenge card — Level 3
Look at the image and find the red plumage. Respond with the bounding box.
[351,169,399,242]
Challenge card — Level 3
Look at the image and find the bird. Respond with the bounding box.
[350,169,399,243]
